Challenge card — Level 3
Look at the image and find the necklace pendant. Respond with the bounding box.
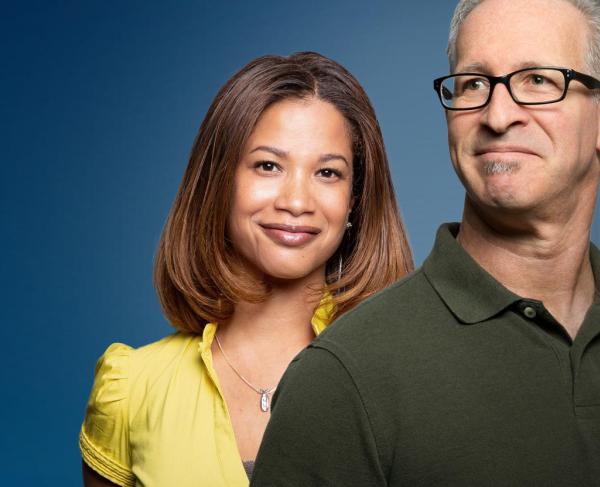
[260,390,270,412]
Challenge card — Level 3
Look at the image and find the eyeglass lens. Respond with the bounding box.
[440,68,566,109]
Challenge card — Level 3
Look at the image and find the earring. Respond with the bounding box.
[346,221,353,229]
[337,254,343,281]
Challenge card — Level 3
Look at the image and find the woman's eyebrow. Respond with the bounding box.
[250,145,288,158]
[320,153,349,166]
[250,146,349,167]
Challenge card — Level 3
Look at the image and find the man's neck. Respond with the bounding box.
[458,199,596,338]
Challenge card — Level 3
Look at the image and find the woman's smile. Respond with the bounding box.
[259,223,321,247]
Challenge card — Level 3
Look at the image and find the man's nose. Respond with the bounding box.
[481,83,529,133]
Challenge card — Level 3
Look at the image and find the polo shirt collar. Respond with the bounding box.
[422,223,521,324]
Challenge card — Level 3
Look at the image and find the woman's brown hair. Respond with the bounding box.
[154,51,414,332]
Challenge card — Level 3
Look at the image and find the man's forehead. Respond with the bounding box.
[454,0,589,72]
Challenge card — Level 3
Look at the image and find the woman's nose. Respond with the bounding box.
[274,171,315,216]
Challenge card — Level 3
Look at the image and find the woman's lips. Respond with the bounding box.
[260,223,320,247]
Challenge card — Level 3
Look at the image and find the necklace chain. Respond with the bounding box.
[214,333,277,412]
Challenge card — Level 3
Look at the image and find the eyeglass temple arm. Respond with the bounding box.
[571,70,600,89]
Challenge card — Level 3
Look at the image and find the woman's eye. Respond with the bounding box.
[318,168,341,179]
[255,161,279,172]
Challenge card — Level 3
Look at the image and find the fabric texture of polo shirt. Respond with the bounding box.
[251,223,600,486]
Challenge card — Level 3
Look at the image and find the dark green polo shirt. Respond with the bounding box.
[251,223,600,486]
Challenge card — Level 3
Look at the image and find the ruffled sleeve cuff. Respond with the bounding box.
[80,343,135,487]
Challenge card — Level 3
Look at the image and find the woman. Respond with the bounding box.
[80,51,413,487]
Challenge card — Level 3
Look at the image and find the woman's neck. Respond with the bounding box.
[227,286,320,338]
[214,272,325,379]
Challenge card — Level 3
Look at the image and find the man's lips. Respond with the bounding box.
[474,145,539,157]
[259,223,321,247]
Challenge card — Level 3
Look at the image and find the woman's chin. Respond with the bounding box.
[261,263,327,285]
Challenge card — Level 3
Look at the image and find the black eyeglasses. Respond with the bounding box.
[433,67,600,110]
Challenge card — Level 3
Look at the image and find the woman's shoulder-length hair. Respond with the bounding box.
[154,51,414,333]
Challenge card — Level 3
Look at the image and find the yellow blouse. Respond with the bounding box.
[79,296,333,487]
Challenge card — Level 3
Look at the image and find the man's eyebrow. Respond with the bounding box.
[456,62,487,72]
[319,153,350,166]
[249,145,288,158]
[506,61,554,71]
[456,61,550,73]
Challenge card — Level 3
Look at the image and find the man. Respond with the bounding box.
[251,0,600,485]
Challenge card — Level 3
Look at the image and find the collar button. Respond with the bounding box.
[523,306,537,319]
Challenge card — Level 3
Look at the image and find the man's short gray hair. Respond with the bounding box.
[447,0,600,78]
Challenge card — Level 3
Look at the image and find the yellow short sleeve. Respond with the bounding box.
[80,343,135,487]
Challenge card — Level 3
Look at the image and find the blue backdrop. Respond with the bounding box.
[2,1,598,485]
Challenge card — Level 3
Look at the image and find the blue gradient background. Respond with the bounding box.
[2,1,598,484]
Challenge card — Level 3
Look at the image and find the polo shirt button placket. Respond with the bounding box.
[523,306,537,319]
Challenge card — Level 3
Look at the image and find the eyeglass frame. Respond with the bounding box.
[433,67,600,111]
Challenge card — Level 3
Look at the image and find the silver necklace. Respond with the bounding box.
[214,333,277,413]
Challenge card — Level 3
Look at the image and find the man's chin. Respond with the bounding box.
[469,187,534,215]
